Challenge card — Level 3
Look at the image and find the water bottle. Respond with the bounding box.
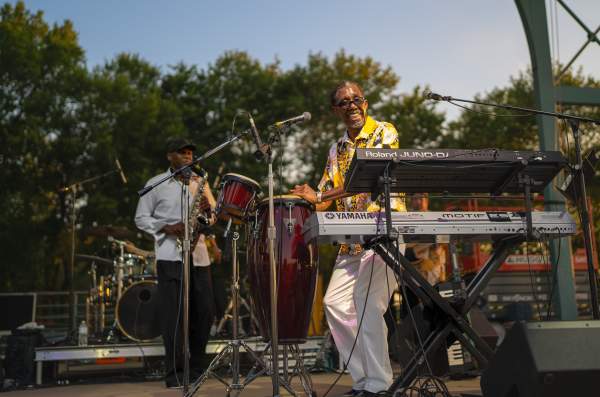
[78,321,88,346]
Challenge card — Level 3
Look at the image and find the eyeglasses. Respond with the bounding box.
[334,96,366,108]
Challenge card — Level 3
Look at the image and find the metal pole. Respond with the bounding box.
[231,230,241,385]
[70,185,77,336]
[182,182,191,394]
[267,159,280,396]
[571,121,600,319]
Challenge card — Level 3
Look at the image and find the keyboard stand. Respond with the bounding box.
[367,162,525,394]
[365,234,524,393]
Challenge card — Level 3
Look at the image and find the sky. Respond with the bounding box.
[18,0,600,121]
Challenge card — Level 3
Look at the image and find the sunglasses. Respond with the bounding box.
[334,96,366,108]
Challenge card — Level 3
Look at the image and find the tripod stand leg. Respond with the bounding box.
[289,344,315,396]
[215,300,233,335]
[186,344,234,396]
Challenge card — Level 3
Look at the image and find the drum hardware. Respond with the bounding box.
[77,254,114,336]
[187,228,268,397]
[85,225,137,240]
[285,201,295,234]
[212,278,259,337]
[61,163,130,339]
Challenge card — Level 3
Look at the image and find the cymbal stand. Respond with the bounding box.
[61,167,126,340]
[106,239,126,342]
[185,227,267,397]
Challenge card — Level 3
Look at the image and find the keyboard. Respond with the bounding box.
[302,211,576,244]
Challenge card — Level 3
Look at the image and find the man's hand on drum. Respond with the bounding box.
[161,222,185,238]
[290,184,318,204]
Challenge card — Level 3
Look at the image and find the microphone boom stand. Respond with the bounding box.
[61,168,125,340]
[428,92,600,319]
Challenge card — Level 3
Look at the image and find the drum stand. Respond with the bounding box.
[249,343,314,396]
[259,122,315,396]
[185,229,268,397]
[213,286,258,337]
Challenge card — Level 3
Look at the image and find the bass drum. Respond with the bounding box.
[247,195,318,344]
[116,280,161,342]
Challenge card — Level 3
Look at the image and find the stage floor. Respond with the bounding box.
[2,374,482,396]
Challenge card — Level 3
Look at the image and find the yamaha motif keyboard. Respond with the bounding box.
[302,211,576,244]
[344,148,567,194]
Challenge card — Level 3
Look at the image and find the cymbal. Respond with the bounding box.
[84,225,136,240]
[75,254,114,266]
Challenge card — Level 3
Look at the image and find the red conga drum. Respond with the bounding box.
[216,173,261,224]
[247,195,319,344]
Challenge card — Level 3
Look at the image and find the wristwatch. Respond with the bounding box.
[316,191,323,204]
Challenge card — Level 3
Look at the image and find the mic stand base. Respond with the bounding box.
[184,230,267,397]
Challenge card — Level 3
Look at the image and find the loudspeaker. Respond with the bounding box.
[3,329,44,387]
[481,321,600,397]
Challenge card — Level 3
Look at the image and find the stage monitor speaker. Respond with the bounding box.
[481,321,600,397]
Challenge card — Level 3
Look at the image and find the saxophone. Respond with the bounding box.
[178,167,213,251]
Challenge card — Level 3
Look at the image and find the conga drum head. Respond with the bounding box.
[256,194,315,210]
[116,280,161,342]
[223,173,261,190]
[216,173,261,223]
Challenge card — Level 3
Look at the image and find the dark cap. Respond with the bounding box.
[166,136,196,153]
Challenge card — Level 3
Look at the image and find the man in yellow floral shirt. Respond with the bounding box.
[292,81,404,397]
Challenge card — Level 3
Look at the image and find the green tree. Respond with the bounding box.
[0,1,88,290]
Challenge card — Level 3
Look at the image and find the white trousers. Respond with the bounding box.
[323,249,399,393]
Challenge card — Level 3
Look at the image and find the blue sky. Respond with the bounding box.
[19,1,600,120]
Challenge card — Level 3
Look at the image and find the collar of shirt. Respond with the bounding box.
[337,115,379,152]
[167,168,201,185]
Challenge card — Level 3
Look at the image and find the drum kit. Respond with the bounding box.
[80,231,159,343]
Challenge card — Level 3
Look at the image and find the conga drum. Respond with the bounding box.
[247,195,319,344]
[216,173,261,224]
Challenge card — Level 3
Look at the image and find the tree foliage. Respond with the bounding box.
[0,1,598,292]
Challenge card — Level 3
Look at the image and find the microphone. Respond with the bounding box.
[272,112,311,129]
[425,92,452,101]
[115,158,128,184]
[248,112,268,160]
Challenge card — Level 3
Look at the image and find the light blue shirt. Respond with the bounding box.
[134,169,215,266]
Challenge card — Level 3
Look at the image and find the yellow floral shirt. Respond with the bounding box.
[318,116,406,255]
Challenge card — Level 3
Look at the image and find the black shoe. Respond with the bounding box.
[342,389,361,397]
